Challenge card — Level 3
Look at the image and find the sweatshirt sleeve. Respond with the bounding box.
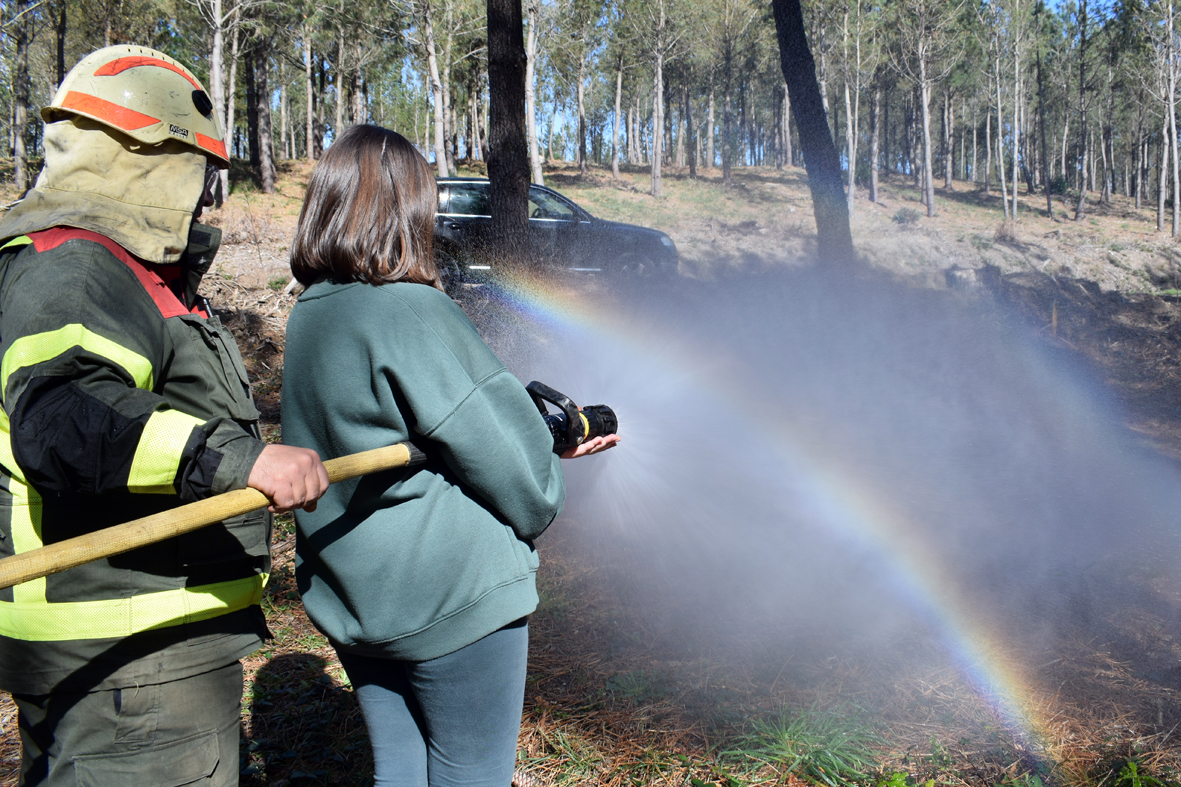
[423,368,565,541]
[382,287,565,541]
[0,243,264,502]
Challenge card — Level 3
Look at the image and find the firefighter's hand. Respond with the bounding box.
[248,445,330,513]
[560,434,621,459]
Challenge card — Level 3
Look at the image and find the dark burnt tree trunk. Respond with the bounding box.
[55,0,67,88]
[771,0,855,265]
[487,0,530,255]
[256,42,276,194]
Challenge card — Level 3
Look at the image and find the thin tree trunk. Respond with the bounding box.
[707,86,716,169]
[996,46,1009,220]
[1036,7,1052,219]
[686,79,696,178]
[257,43,275,193]
[919,58,936,217]
[783,81,794,165]
[985,105,991,193]
[1074,0,1089,220]
[1169,0,1180,236]
[424,0,449,176]
[869,75,880,202]
[525,0,544,184]
[280,59,288,161]
[1011,0,1020,217]
[611,55,623,179]
[1160,114,1169,232]
[55,0,67,88]
[577,56,588,175]
[651,0,666,197]
[13,0,29,192]
[305,26,314,163]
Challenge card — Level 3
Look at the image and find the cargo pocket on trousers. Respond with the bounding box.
[72,729,219,786]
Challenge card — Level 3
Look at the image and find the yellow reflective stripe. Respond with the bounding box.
[0,413,25,484]
[1,323,154,399]
[0,236,33,252]
[128,409,205,494]
[0,574,268,641]
[8,475,44,605]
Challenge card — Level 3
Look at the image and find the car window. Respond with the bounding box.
[529,189,577,221]
[437,187,449,213]
[447,184,491,216]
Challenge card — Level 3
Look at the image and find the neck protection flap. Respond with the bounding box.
[0,118,205,264]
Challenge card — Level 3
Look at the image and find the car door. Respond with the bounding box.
[439,182,492,248]
[527,187,586,268]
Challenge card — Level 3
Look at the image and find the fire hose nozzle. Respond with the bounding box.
[526,381,619,454]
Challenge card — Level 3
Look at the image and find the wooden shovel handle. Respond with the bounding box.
[0,443,423,591]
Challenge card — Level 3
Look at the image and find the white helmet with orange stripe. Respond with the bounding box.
[43,45,229,168]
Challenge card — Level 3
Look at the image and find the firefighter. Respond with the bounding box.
[0,46,329,785]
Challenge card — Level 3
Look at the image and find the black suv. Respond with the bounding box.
[435,178,678,279]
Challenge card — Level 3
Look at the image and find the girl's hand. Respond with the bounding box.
[560,434,621,459]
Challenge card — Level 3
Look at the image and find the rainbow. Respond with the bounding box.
[479,272,1064,767]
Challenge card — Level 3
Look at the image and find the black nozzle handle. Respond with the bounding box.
[526,381,582,449]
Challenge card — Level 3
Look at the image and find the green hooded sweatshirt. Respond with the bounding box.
[281,280,564,661]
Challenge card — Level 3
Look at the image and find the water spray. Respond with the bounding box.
[527,381,618,454]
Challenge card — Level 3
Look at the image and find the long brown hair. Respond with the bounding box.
[290,125,440,289]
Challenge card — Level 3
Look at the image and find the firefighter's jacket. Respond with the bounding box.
[0,223,271,695]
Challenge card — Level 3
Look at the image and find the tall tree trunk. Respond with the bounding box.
[487,0,530,251]
[1160,114,1170,232]
[424,0,449,176]
[1011,5,1020,219]
[577,56,587,174]
[783,81,794,166]
[13,0,30,192]
[919,55,936,217]
[1169,0,1180,237]
[55,0,67,88]
[686,79,696,179]
[525,0,544,184]
[245,43,260,171]
[280,58,288,161]
[996,46,1009,220]
[722,45,733,185]
[611,55,622,179]
[257,43,275,193]
[707,86,715,170]
[651,1,666,198]
[870,74,881,202]
[305,26,314,163]
[985,102,992,193]
[1036,7,1052,219]
[676,82,687,168]
[943,90,953,190]
[771,0,855,265]
[1073,0,1089,220]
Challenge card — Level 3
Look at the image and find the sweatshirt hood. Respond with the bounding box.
[0,117,206,264]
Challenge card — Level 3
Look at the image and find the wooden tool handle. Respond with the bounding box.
[0,442,422,591]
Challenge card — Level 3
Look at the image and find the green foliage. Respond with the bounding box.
[1115,759,1168,787]
[267,276,288,291]
[893,207,922,225]
[721,704,882,787]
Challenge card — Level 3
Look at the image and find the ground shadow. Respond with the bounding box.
[241,652,371,786]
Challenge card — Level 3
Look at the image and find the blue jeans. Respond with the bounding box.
[337,619,529,787]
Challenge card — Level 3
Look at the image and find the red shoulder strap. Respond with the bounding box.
[28,227,207,319]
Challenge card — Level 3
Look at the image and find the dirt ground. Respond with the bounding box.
[2,161,1181,785]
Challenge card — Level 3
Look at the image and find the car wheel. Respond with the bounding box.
[616,252,655,277]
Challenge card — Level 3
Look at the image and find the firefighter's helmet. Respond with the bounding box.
[43,45,229,168]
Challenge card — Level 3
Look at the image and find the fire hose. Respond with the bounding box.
[0,383,616,591]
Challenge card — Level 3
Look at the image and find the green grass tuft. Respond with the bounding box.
[721,703,883,787]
